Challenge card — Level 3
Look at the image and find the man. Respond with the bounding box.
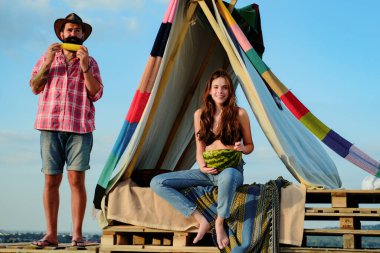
[30,13,103,247]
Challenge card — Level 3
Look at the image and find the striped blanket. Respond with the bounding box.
[182,177,291,253]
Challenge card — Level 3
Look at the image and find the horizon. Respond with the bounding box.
[0,0,379,233]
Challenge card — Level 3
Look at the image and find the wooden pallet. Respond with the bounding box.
[100,189,380,252]
[300,189,380,250]
[100,225,218,253]
[0,242,99,253]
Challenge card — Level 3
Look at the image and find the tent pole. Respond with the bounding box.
[228,0,237,12]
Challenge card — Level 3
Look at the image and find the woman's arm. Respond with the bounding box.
[235,108,254,155]
[194,109,206,168]
[194,109,218,174]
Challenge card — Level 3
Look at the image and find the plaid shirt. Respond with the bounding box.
[31,51,103,133]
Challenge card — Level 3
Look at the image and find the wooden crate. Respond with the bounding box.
[99,225,218,253]
[300,189,380,250]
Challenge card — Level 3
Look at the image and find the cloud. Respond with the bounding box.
[122,16,138,33]
[82,16,140,46]
[63,0,146,11]
[0,0,58,60]
[154,0,170,3]
[0,130,40,169]
[0,129,115,174]
[0,0,147,62]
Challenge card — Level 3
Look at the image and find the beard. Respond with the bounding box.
[63,36,83,45]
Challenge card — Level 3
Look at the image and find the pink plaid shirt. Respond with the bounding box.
[31,51,103,133]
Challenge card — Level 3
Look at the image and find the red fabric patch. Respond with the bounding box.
[281,91,309,119]
[126,91,151,123]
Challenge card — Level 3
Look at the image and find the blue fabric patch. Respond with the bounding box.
[322,130,352,158]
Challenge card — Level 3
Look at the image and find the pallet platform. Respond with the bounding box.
[99,189,380,253]
[0,242,99,253]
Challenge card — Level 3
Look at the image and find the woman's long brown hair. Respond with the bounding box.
[198,69,241,145]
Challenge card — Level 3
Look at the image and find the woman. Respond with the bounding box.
[150,69,254,249]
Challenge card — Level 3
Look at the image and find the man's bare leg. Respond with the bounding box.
[68,171,86,242]
[215,216,229,249]
[192,210,210,244]
[42,174,62,244]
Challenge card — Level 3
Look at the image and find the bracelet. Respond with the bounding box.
[83,64,91,73]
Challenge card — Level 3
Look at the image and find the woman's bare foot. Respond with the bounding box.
[192,210,210,244]
[215,217,229,249]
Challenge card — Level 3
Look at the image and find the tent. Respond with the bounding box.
[93,0,379,221]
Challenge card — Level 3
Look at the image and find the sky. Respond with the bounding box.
[0,0,379,234]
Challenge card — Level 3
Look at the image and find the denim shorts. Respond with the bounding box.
[40,131,93,175]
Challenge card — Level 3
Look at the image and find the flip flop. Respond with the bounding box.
[31,239,59,247]
[71,239,86,247]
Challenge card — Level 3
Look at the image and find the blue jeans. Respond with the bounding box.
[150,161,244,218]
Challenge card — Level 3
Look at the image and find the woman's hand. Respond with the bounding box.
[201,165,219,175]
[234,141,245,153]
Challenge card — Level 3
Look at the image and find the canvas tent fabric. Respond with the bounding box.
[93,0,345,212]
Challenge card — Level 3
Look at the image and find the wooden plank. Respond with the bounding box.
[332,192,347,208]
[103,225,145,233]
[163,236,172,246]
[152,237,161,245]
[339,217,357,230]
[305,207,380,214]
[280,247,380,253]
[305,212,380,221]
[306,212,380,217]
[304,229,380,236]
[99,244,218,252]
[116,233,128,245]
[132,234,145,245]
[101,234,114,246]
[103,225,198,234]
[173,232,190,247]
[306,189,380,205]
[343,233,355,249]
[0,244,98,253]
[307,189,380,195]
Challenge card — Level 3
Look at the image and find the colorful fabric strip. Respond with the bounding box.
[93,0,178,209]
[216,0,379,178]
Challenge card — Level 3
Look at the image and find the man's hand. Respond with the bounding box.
[30,43,60,94]
[45,43,61,65]
[76,46,90,73]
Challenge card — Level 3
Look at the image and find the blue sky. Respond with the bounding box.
[0,0,379,233]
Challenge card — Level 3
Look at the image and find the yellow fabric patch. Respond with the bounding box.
[300,112,330,140]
